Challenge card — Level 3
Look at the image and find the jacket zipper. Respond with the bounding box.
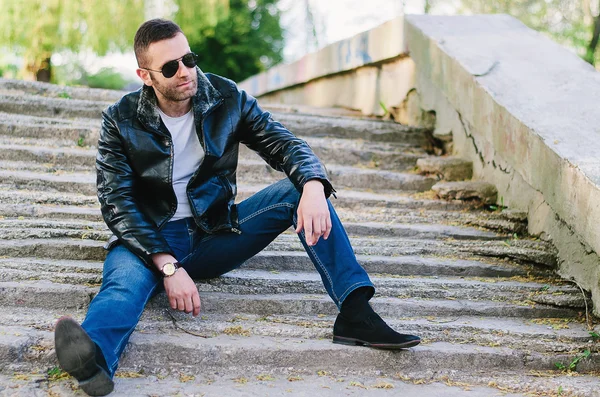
[157,136,176,230]
[186,99,238,234]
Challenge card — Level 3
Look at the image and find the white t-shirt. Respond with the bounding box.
[158,108,205,221]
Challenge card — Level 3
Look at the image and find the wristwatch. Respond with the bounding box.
[161,261,180,277]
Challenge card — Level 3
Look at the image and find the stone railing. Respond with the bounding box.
[240,14,600,315]
[240,17,415,117]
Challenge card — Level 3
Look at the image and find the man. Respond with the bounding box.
[54,19,420,396]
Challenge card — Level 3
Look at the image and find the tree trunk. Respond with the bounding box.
[586,3,600,65]
[35,57,52,82]
[26,55,52,82]
[424,0,431,14]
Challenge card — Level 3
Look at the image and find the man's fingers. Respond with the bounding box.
[169,297,177,310]
[313,216,323,237]
[324,214,332,240]
[192,293,201,317]
[304,217,313,245]
[184,295,194,314]
[295,210,304,234]
[176,298,185,311]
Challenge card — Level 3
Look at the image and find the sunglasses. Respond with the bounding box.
[141,52,198,78]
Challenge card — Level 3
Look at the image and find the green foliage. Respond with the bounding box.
[554,349,591,372]
[183,0,284,82]
[1,0,282,83]
[174,0,230,45]
[0,0,145,80]
[590,331,600,341]
[0,63,18,78]
[85,68,129,90]
[379,101,389,116]
[52,61,131,90]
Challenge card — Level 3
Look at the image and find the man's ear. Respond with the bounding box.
[136,69,153,87]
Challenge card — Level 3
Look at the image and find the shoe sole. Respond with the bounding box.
[54,317,114,396]
[332,335,421,349]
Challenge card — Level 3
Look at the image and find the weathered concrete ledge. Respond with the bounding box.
[403,14,600,315]
[239,17,415,116]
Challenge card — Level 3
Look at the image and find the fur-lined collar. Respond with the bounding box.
[137,67,223,134]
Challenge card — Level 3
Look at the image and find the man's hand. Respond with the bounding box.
[152,253,201,317]
[295,180,332,246]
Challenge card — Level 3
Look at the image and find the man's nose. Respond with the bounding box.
[177,60,190,77]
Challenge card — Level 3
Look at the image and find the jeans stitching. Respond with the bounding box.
[109,282,159,373]
[292,213,339,304]
[238,202,295,225]
[339,281,374,304]
[306,243,339,304]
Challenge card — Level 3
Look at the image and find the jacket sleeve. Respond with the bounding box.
[96,109,174,266]
[237,88,336,198]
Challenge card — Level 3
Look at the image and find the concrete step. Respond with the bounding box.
[0,265,582,307]
[0,112,100,146]
[0,135,427,171]
[239,252,539,278]
[6,372,547,397]
[0,133,97,150]
[0,93,108,119]
[271,112,428,145]
[0,253,537,282]
[241,137,427,171]
[0,369,537,397]
[0,279,581,319]
[0,203,526,236]
[0,234,556,268]
[261,234,556,268]
[0,183,472,210]
[3,325,598,379]
[0,253,540,282]
[0,160,438,192]
[0,217,511,241]
[417,156,473,181]
[0,307,592,356]
[0,95,428,144]
[0,77,125,102]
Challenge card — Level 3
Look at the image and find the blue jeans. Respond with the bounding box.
[81,178,373,377]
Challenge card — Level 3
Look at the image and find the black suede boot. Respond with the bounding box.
[333,287,421,349]
[54,317,114,396]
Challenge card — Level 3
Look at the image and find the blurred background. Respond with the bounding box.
[0,0,598,90]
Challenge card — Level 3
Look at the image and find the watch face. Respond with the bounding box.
[162,263,176,276]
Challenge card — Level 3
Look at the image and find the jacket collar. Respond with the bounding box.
[137,67,223,133]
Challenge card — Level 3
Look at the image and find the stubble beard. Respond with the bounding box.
[150,72,198,102]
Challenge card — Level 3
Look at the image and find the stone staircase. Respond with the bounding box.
[0,78,599,396]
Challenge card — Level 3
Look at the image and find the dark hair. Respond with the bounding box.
[134,19,183,67]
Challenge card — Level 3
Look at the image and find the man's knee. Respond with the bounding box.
[101,245,159,293]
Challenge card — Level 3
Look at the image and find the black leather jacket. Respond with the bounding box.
[97,70,334,266]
